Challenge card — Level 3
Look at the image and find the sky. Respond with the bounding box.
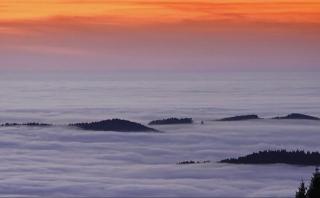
[0,0,320,72]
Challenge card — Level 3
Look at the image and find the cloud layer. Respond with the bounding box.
[0,72,320,196]
[0,117,319,197]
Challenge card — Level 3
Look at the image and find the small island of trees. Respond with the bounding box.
[217,114,261,121]
[177,160,211,165]
[149,118,193,125]
[69,119,158,132]
[0,122,52,127]
[220,150,320,166]
[273,113,320,120]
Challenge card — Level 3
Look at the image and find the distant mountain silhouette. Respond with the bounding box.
[220,150,320,165]
[149,118,193,125]
[0,122,52,127]
[273,113,320,120]
[217,115,260,121]
[177,160,211,165]
[69,119,158,132]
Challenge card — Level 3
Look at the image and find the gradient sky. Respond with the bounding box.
[1,0,320,72]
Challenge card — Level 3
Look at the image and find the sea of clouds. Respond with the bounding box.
[0,72,319,197]
[0,119,319,197]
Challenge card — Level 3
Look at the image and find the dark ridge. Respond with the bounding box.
[149,118,193,125]
[69,119,158,132]
[217,114,260,121]
[0,122,52,127]
[177,160,211,165]
[273,113,320,120]
[220,150,320,166]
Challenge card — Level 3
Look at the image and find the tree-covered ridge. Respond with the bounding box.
[177,160,211,165]
[69,119,158,132]
[0,122,52,127]
[273,113,320,120]
[217,114,260,121]
[149,118,193,125]
[220,150,320,165]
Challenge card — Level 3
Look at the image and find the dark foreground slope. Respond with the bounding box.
[217,115,260,121]
[220,150,320,166]
[149,118,193,125]
[273,113,320,120]
[295,168,320,198]
[69,119,158,132]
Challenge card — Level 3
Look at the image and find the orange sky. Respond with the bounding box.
[1,0,320,25]
[0,0,320,71]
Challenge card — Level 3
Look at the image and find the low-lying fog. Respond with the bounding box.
[0,118,319,197]
[1,72,319,197]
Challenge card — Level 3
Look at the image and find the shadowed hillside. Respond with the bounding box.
[217,115,260,121]
[69,119,158,132]
[273,113,320,120]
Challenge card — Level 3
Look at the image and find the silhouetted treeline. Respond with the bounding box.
[273,113,320,121]
[217,115,260,121]
[69,119,157,132]
[0,122,52,127]
[220,150,320,165]
[177,160,211,165]
[296,168,320,198]
[1,112,319,132]
[216,113,319,121]
[149,118,193,125]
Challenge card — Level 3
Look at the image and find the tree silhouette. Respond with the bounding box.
[296,180,307,198]
[220,150,320,165]
[306,167,320,198]
[148,118,193,125]
[295,167,320,198]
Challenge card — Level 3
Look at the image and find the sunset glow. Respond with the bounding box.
[1,0,320,71]
[1,0,319,25]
